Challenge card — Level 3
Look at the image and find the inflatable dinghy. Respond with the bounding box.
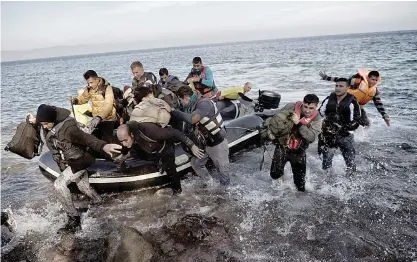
[38,91,281,193]
[39,114,272,193]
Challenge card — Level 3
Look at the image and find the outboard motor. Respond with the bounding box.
[254,90,281,112]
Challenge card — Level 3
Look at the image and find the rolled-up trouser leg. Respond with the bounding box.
[206,139,230,186]
[359,109,371,127]
[75,171,102,203]
[270,144,288,180]
[54,167,86,216]
[191,153,210,179]
[338,134,356,174]
[288,150,307,191]
[160,143,181,192]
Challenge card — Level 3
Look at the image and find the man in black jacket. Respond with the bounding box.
[318,78,361,176]
[29,104,121,233]
[116,123,204,195]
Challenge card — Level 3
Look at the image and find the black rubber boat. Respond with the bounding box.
[38,91,281,193]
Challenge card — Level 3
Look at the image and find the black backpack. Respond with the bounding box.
[112,86,125,117]
[4,118,44,159]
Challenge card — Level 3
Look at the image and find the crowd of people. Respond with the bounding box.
[23,56,390,233]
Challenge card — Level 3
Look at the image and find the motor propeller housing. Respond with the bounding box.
[254,90,281,112]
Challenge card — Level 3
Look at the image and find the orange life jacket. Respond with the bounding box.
[347,69,381,108]
[286,101,318,150]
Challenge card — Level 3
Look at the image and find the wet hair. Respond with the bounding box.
[303,94,320,105]
[159,68,169,76]
[368,71,379,78]
[133,86,152,103]
[192,57,202,64]
[83,70,98,80]
[130,61,143,70]
[176,85,194,99]
[336,78,350,85]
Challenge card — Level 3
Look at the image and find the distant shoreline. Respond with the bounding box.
[2,29,416,64]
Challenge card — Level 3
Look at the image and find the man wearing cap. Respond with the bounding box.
[28,104,121,233]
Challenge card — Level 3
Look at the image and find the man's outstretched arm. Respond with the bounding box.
[319,71,344,82]
[373,88,390,126]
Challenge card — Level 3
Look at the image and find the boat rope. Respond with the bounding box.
[224,127,257,132]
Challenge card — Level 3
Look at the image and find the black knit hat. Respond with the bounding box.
[133,86,152,103]
[36,104,57,123]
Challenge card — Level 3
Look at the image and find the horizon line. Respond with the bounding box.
[2,29,416,64]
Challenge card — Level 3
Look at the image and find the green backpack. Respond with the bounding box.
[260,110,294,144]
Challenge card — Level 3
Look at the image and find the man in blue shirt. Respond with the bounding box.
[184,57,218,98]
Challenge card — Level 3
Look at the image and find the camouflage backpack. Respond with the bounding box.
[260,110,295,144]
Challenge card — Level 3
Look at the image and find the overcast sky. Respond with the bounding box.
[1,1,417,61]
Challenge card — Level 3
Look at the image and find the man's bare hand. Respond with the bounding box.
[191,145,205,159]
[291,113,300,125]
[103,144,122,158]
[27,113,36,124]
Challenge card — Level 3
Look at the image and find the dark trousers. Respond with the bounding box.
[130,143,181,192]
[270,144,306,191]
[1,212,8,226]
[321,134,356,175]
[158,143,182,192]
[359,108,370,127]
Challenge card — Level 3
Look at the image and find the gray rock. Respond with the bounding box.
[59,233,76,252]
[154,188,174,196]
[168,214,221,244]
[106,226,155,262]
[146,214,243,261]
[43,247,72,262]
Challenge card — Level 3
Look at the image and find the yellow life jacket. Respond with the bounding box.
[78,78,117,120]
[220,86,245,100]
[347,70,380,108]
[130,98,171,127]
